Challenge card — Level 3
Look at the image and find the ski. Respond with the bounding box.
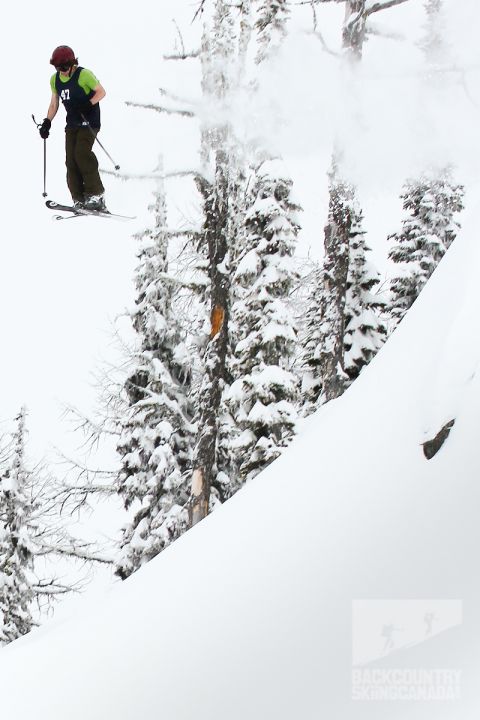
[46,200,135,221]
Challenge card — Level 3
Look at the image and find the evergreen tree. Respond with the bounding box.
[308,2,368,407]
[0,409,34,645]
[302,164,386,407]
[387,0,464,328]
[116,177,194,579]
[302,161,353,407]
[388,170,464,326]
[303,0,410,408]
[255,0,290,63]
[226,159,300,485]
[421,0,447,66]
[344,210,387,380]
[238,0,253,75]
[190,0,244,525]
[216,0,300,492]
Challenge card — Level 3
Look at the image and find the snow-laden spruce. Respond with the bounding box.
[190,0,248,524]
[0,409,34,644]
[255,0,290,63]
[388,169,464,327]
[387,0,464,329]
[303,0,394,409]
[302,163,385,408]
[344,208,387,381]
[218,0,299,492]
[116,179,194,579]
[302,162,352,407]
[225,159,300,485]
[421,0,448,68]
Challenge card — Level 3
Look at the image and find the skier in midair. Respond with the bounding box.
[38,46,107,211]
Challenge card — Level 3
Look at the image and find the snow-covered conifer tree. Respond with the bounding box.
[387,0,464,328]
[255,0,290,63]
[421,0,447,65]
[302,166,387,405]
[190,0,240,525]
[217,0,300,491]
[302,162,353,406]
[0,408,33,645]
[116,176,194,579]
[305,2,367,408]
[344,210,387,380]
[226,159,300,486]
[388,170,464,326]
[302,0,408,408]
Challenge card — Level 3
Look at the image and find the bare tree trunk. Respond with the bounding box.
[343,0,367,59]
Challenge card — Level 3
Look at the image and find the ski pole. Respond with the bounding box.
[32,114,48,197]
[80,114,120,171]
[43,139,47,197]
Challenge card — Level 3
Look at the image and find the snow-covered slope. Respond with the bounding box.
[1,208,479,718]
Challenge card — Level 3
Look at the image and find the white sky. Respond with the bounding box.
[2,0,479,465]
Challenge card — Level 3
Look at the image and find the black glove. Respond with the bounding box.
[39,118,51,139]
[77,100,93,116]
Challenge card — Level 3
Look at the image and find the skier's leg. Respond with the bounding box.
[74,129,105,199]
[65,128,85,203]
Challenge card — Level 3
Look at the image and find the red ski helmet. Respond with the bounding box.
[50,46,76,67]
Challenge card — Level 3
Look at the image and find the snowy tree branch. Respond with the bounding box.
[165,228,201,239]
[102,168,204,182]
[34,544,114,565]
[163,50,200,60]
[33,580,81,596]
[365,0,410,15]
[290,0,409,8]
[125,100,195,118]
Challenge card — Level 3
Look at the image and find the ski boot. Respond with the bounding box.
[84,194,108,212]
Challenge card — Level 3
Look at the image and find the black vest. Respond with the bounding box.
[55,66,101,129]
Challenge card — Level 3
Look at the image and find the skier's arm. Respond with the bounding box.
[47,93,59,122]
[89,84,106,106]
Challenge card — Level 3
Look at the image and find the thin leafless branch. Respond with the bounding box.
[306,30,342,56]
[192,0,206,23]
[34,580,81,596]
[159,87,197,106]
[172,18,186,57]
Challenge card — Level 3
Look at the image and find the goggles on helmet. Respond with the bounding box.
[56,62,73,72]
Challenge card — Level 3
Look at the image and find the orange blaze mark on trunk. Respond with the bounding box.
[210,305,225,338]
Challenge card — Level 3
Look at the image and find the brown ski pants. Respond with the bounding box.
[65,127,105,202]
